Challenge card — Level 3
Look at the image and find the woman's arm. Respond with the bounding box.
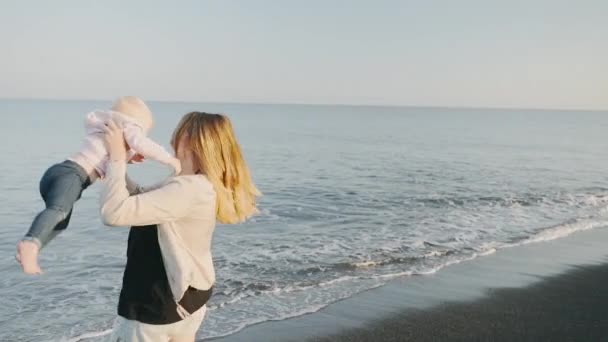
[125,174,143,195]
[125,174,168,195]
[100,160,199,227]
[123,153,165,195]
[99,119,201,227]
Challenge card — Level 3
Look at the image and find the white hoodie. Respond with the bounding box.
[100,160,217,318]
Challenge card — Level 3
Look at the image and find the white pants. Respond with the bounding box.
[107,306,207,342]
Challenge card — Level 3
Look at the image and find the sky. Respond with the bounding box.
[1,0,607,110]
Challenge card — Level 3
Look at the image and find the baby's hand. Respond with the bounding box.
[129,153,145,164]
[171,158,182,175]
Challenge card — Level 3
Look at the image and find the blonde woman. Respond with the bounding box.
[100,112,260,342]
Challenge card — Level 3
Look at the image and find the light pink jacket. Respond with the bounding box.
[69,110,180,178]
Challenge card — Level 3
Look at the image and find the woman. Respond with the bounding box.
[100,112,260,342]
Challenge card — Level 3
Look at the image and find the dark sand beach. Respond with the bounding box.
[311,262,608,342]
[211,227,608,342]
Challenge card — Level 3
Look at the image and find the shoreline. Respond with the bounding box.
[312,261,608,342]
[210,227,608,341]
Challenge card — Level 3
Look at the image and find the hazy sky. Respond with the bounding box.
[1,0,607,109]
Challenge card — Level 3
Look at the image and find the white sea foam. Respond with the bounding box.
[64,329,112,342]
[506,218,608,247]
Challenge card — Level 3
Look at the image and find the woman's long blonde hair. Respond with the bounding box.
[171,112,261,224]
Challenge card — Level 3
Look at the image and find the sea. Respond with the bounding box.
[1,99,608,341]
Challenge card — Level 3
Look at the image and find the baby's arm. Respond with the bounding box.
[122,125,181,174]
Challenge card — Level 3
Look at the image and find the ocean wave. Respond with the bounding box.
[210,214,608,314]
[64,329,112,342]
[504,217,608,247]
[416,191,608,209]
[203,303,329,340]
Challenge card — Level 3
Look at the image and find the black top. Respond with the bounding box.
[118,224,212,325]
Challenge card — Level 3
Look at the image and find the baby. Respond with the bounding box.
[15,96,180,274]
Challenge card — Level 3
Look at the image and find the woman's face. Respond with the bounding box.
[174,133,190,161]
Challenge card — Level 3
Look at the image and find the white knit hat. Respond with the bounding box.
[111,96,154,132]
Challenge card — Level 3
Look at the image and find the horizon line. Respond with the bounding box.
[1,96,606,113]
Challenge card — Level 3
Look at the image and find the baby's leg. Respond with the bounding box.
[26,202,75,247]
[16,211,73,274]
[17,165,84,274]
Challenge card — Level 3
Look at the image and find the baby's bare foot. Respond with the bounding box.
[16,240,42,275]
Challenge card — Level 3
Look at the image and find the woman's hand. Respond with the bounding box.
[102,119,128,162]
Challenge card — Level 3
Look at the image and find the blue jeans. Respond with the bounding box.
[24,160,92,248]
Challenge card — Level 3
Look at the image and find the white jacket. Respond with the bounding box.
[100,160,217,317]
